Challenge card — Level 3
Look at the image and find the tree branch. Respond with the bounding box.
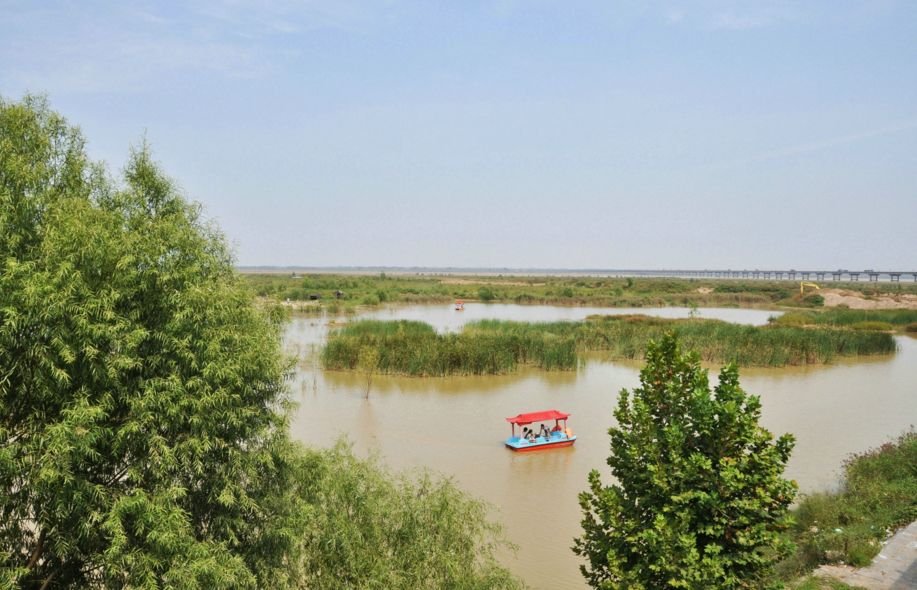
[26,529,46,569]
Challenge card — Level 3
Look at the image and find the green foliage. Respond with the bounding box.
[0,96,307,588]
[478,286,497,302]
[848,321,893,332]
[0,96,523,590]
[803,294,825,307]
[574,335,797,589]
[771,309,917,331]
[323,320,576,375]
[324,316,897,376]
[296,443,522,589]
[789,576,862,590]
[780,431,917,577]
[246,273,917,310]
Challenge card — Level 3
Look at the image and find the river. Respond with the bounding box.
[285,303,916,589]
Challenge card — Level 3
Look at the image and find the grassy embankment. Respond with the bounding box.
[779,431,917,582]
[322,316,896,376]
[771,309,917,334]
[244,273,917,313]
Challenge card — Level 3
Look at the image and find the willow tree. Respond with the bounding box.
[0,96,520,589]
[574,334,797,589]
[0,95,313,588]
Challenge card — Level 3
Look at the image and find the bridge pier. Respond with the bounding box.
[816,272,825,280]
[850,273,859,281]
[890,273,901,282]
[832,273,841,281]
[801,272,810,280]
[869,273,879,282]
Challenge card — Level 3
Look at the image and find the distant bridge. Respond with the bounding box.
[624,269,917,282]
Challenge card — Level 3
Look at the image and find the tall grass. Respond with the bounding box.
[772,309,917,330]
[322,320,576,376]
[322,316,897,376]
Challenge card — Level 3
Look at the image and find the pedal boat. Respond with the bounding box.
[505,410,576,452]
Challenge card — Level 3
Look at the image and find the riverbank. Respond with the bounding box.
[779,431,917,583]
[814,520,917,589]
[322,315,897,375]
[245,273,917,314]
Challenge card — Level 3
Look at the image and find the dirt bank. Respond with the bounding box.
[820,288,917,310]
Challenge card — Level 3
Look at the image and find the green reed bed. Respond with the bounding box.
[772,309,917,331]
[574,315,897,366]
[322,316,897,376]
[321,320,577,376]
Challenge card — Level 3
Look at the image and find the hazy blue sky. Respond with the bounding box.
[2,1,915,269]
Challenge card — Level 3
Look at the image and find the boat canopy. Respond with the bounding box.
[505,410,570,425]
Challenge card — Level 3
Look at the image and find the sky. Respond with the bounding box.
[2,1,916,270]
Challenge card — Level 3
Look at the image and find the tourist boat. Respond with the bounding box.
[455,299,465,311]
[505,410,576,452]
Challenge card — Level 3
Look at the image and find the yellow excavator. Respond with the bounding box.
[800,281,820,295]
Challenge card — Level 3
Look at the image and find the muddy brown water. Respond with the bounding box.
[286,304,917,590]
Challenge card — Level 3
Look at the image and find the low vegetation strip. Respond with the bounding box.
[771,308,917,331]
[778,431,917,578]
[245,272,917,312]
[321,316,897,376]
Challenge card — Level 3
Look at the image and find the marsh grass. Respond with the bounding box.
[771,309,917,331]
[322,316,896,376]
[321,320,577,376]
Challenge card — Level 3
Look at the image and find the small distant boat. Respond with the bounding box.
[505,410,576,452]
[455,299,465,311]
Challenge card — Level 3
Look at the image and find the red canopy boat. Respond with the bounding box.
[505,410,576,452]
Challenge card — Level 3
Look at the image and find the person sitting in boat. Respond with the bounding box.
[538,424,550,438]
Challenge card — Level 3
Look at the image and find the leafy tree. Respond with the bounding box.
[0,95,310,588]
[0,96,521,589]
[574,333,797,589]
[297,443,522,590]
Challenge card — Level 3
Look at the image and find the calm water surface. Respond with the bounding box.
[286,304,916,590]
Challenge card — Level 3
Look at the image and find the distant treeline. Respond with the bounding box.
[321,316,897,376]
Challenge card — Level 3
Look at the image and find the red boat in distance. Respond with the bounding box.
[505,410,576,452]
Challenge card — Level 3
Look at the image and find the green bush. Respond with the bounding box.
[804,294,825,306]
[478,286,496,301]
[298,443,521,589]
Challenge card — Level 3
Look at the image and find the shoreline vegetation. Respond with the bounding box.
[780,431,917,582]
[321,316,897,376]
[244,273,917,317]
